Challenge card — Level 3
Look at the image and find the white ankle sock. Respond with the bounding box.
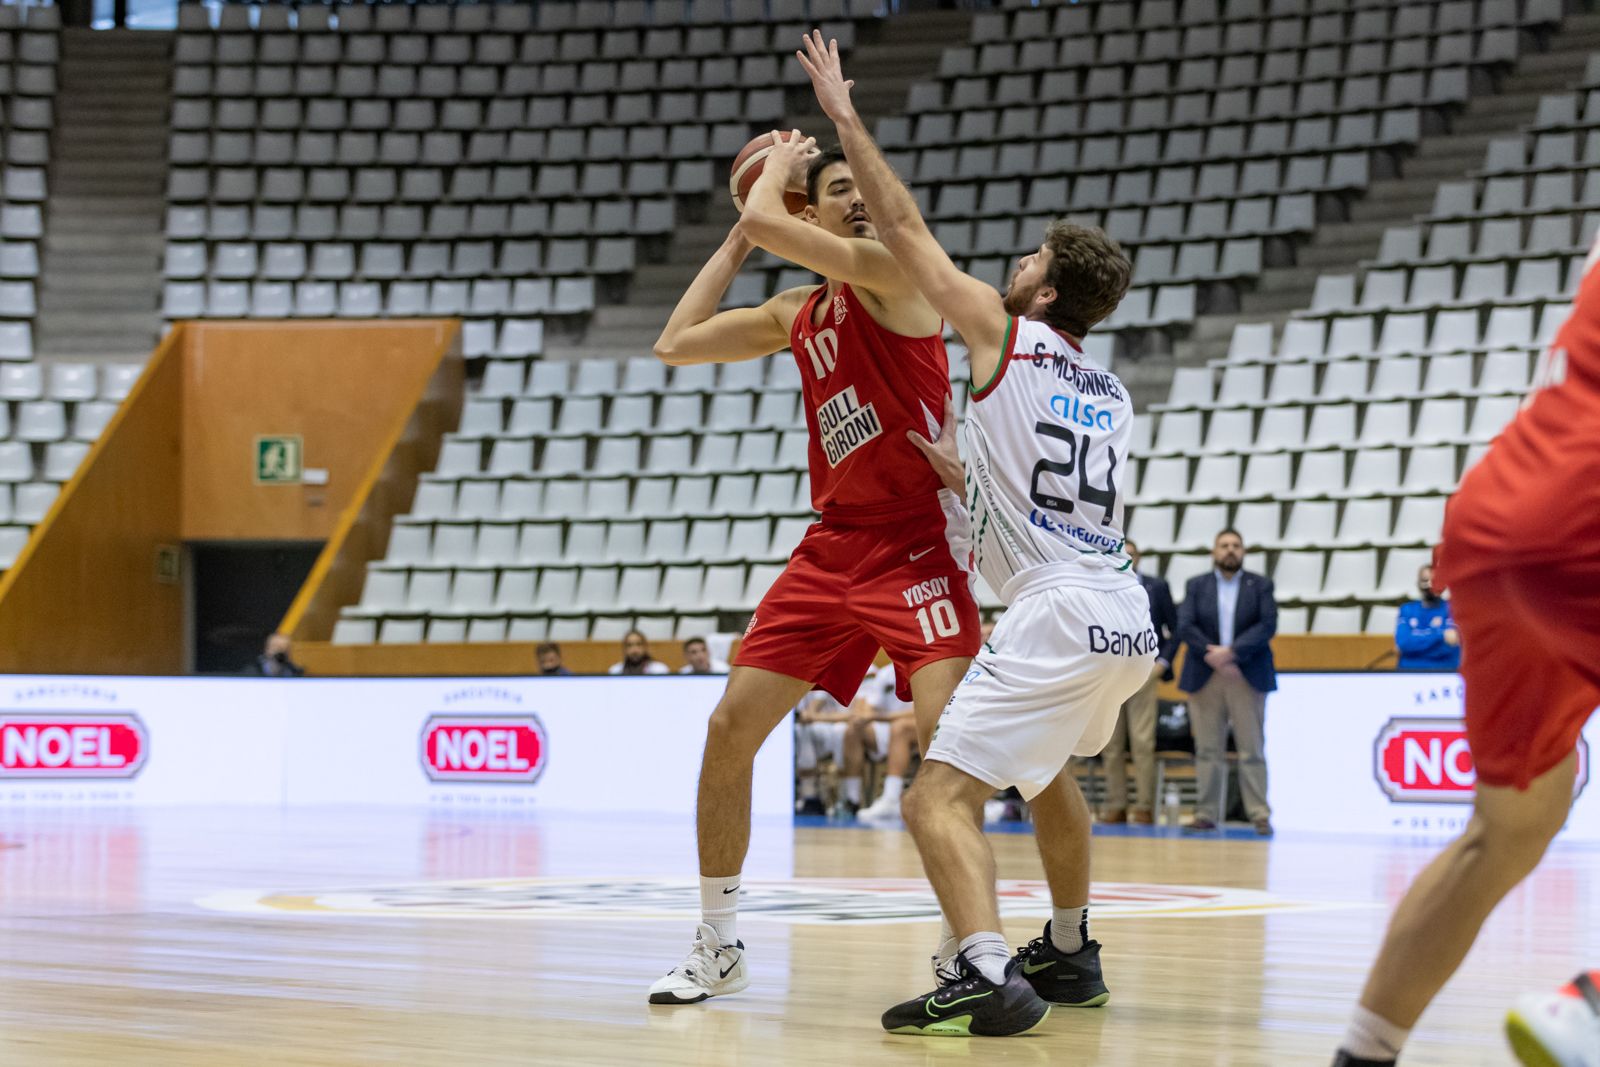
[959,932,1011,985]
[842,777,863,804]
[1340,1004,1409,1061]
[880,776,904,802]
[934,914,958,968]
[700,874,740,947]
[1051,904,1088,954]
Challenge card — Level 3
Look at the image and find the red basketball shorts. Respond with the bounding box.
[1442,549,1600,791]
[734,490,982,704]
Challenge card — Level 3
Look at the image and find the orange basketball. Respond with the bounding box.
[730,131,811,215]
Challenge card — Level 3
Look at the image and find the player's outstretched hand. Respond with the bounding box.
[797,29,856,123]
[906,393,965,498]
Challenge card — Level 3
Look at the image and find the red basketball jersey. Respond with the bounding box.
[788,282,952,524]
[1439,241,1600,585]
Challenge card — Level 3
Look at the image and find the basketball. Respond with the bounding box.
[729,131,812,215]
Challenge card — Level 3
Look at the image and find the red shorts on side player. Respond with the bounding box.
[1439,523,1600,792]
[735,489,981,704]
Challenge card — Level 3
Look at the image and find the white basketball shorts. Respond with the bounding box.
[924,581,1156,801]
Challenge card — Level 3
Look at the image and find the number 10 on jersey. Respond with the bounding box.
[915,598,961,643]
[804,328,838,379]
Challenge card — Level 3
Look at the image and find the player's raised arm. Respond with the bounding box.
[653,222,798,366]
[739,130,922,305]
[797,31,1009,383]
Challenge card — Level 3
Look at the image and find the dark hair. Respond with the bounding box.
[1038,220,1132,337]
[805,146,849,205]
[683,637,708,652]
[1214,528,1245,546]
[624,629,648,643]
[535,642,561,656]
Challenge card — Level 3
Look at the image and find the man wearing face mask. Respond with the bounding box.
[1176,529,1278,834]
[1394,563,1461,672]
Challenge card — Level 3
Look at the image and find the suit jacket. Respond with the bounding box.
[1177,570,1278,694]
[1140,573,1179,681]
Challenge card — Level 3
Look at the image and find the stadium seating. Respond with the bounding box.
[725,0,1559,363]
[1132,57,1583,633]
[163,0,879,360]
[141,0,1562,643]
[0,0,56,361]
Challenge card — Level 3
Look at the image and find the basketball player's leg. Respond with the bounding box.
[1336,565,1600,1062]
[884,757,1051,1038]
[697,666,817,878]
[1351,754,1575,1033]
[1018,659,1152,1008]
[653,528,877,1004]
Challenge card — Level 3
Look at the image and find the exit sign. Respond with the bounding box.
[254,435,303,484]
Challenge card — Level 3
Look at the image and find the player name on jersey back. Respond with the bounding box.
[964,317,1137,602]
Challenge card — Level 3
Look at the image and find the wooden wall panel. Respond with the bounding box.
[0,330,185,674]
[181,320,460,541]
[297,634,1401,679]
[281,330,463,643]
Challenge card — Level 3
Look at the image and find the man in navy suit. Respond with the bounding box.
[1177,528,1278,834]
[1098,540,1179,824]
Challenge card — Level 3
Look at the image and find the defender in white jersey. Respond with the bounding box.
[945,315,1152,795]
[801,31,1150,1037]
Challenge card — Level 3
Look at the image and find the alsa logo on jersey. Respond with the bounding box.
[816,384,883,468]
[1050,394,1115,432]
[0,713,148,778]
[1373,717,1590,803]
[420,714,548,784]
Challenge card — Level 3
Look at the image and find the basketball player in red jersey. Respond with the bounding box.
[1332,242,1600,1064]
[646,130,983,1004]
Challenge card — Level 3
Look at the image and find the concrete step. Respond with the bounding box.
[36,290,159,312]
[40,270,161,293]
[1239,285,1316,315]
[42,233,164,255]
[1413,131,1500,159]
[45,194,165,216]
[540,343,655,363]
[40,254,161,275]
[1403,152,1494,181]
[45,215,163,238]
[37,315,162,335]
[591,303,677,329]
[1350,193,1435,224]
[48,178,167,198]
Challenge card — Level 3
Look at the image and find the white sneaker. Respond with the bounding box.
[1508,974,1600,1067]
[858,792,903,824]
[648,923,748,1004]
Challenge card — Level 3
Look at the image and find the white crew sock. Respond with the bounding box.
[933,913,958,973]
[879,776,904,803]
[959,931,1012,985]
[700,873,741,947]
[1339,1004,1409,1061]
[841,777,863,805]
[1051,904,1089,954]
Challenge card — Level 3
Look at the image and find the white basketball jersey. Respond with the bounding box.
[963,316,1139,603]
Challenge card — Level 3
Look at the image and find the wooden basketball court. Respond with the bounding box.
[0,806,1591,1065]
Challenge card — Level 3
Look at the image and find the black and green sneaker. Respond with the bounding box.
[881,953,1051,1037]
[1010,922,1111,1007]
